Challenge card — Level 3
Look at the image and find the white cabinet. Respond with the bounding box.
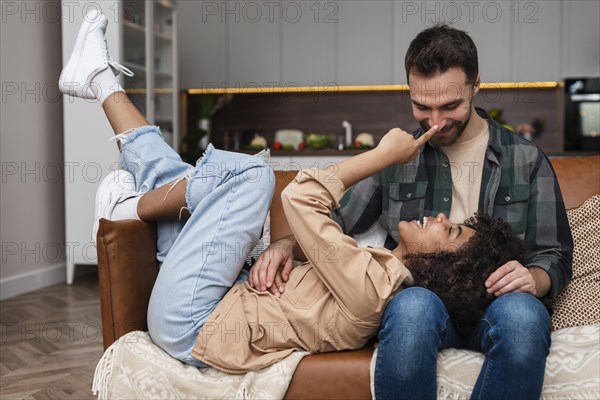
[394,0,512,84]
[178,1,227,89]
[510,1,561,82]
[281,1,336,87]
[179,0,599,87]
[227,1,281,87]
[450,2,512,83]
[62,0,178,284]
[561,0,600,78]
[336,1,393,85]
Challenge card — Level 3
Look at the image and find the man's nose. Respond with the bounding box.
[428,111,447,130]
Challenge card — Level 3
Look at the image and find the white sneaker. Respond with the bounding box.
[59,8,133,100]
[92,170,139,243]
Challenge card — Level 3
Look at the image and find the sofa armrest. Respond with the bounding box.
[97,218,159,350]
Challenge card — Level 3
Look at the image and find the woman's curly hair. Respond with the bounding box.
[403,211,529,336]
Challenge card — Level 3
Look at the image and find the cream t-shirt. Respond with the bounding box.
[440,125,490,224]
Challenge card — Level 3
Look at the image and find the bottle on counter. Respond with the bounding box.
[198,118,210,149]
[233,131,240,151]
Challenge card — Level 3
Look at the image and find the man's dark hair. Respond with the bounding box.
[404,212,528,336]
[405,23,479,84]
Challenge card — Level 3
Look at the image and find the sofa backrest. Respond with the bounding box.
[270,170,298,241]
[550,156,600,210]
[269,156,600,239]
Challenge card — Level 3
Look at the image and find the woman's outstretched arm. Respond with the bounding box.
[324,126,437,190]
[248,126,437,293]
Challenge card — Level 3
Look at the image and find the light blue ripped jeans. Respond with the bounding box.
[119,126,275,367]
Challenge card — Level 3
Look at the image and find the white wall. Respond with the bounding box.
[1,0,66,299]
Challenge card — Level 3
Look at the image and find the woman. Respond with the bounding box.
[60,9,526,373]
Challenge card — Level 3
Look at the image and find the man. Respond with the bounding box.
[250,24,573,399]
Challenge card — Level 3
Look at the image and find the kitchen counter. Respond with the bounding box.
[239,149,368,156]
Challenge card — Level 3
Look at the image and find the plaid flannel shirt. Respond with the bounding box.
[333,108,573,307]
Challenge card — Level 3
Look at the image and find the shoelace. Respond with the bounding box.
[102,38,134,77]
[109,58,134,77]
[108,128,136,145]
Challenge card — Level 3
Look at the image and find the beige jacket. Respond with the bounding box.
[192,169,413,373]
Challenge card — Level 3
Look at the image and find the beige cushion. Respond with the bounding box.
[551,195,600,331]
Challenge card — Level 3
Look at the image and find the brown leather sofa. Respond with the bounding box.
[96,156,599,399]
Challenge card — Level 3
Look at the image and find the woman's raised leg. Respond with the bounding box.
[102,91,150,137]
[59,8,194,251]
[147,148,275,367]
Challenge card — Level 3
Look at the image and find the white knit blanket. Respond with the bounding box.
[93,331,307,400]
[94,325,599,400]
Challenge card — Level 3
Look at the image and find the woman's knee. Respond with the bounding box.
[221,153,274,196]
[249,162,275,196]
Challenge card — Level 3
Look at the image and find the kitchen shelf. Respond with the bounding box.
[155,70,172,79]
[123,21,146,34]
[156,0,175,10]
[122,61,147,74]
[154,32,173,43]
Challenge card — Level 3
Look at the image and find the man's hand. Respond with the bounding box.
[485,261,551,298]
[248,236,296,296]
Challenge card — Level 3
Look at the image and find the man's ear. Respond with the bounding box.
[473,73,481,95]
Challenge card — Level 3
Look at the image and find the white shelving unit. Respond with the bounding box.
[61,0,178,284]
[121,0,179,149]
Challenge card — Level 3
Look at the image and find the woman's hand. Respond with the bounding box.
[375,125,438,165]
[328,125,438,189]
[248,236,297,297]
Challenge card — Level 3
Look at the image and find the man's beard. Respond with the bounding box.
[420,107,473,147]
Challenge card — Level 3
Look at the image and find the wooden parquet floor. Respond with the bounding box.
[0,274,104,399]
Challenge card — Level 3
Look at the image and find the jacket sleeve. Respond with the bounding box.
[332,171,383,236]
[281,169,411,322]
[525,151,574,307]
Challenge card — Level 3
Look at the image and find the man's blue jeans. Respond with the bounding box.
[374,287,551,400]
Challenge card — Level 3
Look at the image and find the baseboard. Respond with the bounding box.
[0,263,66,301]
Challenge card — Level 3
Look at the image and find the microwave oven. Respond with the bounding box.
[564,77,600,152]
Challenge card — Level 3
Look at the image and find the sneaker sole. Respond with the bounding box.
[92,170,135,243]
